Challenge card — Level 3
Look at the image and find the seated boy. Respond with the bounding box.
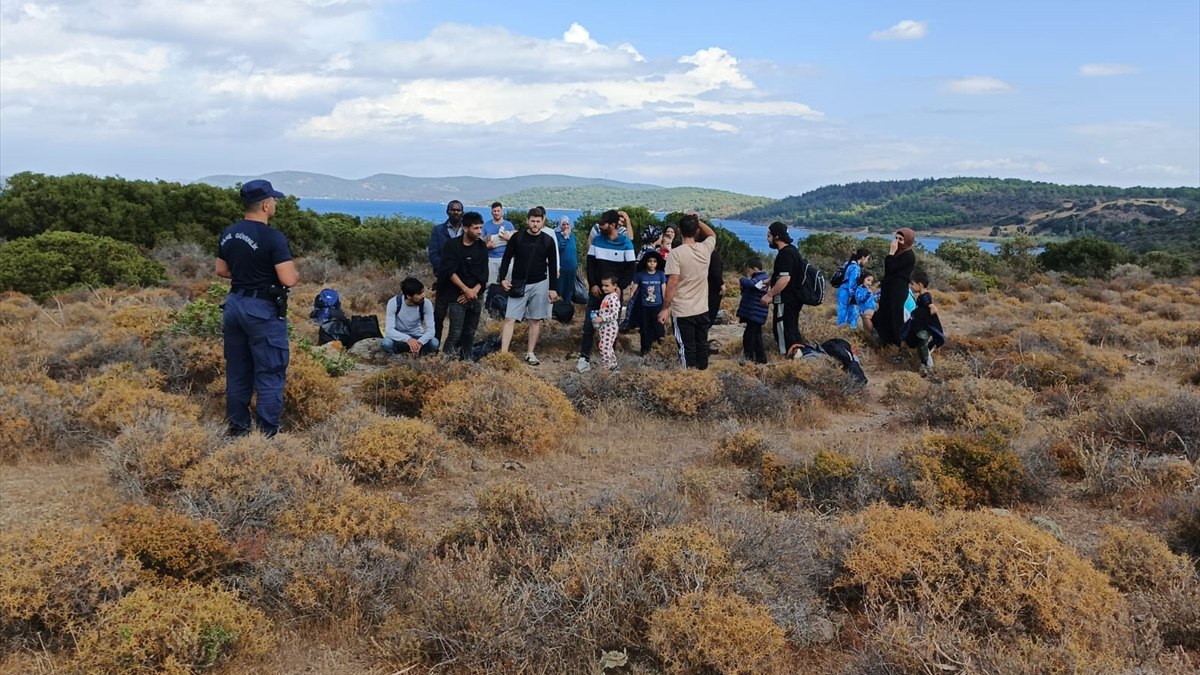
[382,277,439,356]
[902,270,945,374]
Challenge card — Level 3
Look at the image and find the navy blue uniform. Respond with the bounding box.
[218,219,293,436]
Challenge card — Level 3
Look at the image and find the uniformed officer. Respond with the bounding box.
[215,180,300,437]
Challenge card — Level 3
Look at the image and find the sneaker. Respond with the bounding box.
[524,352,541,366]
[576,356,591,373]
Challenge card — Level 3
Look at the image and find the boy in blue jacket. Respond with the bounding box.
[737,257,770,364]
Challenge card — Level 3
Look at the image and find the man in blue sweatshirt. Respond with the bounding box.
[576,210,636,372]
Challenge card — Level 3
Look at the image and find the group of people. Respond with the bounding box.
[215,182,944,438]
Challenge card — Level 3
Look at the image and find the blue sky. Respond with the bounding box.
[1,0,1196,197]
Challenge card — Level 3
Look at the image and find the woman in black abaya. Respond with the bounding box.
[875,228,917,347]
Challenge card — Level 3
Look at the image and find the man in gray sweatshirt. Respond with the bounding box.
[382,277,439,356]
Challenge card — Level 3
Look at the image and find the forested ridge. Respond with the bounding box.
[491,185,773,219]
[735,177,1199,253]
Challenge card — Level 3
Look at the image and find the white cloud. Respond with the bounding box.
[870,20,928,41]
[1079,63,1139,77]
[295,44,821,137]
[1098,157,1110,165]
[944,77,1013,94]
[636,118,739,133]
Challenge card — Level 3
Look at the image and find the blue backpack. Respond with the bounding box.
[309,288,344,324]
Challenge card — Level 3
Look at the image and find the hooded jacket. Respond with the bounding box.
[586,230,637,289]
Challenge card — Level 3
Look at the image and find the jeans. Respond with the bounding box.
[742,321,767,363]
[381,336,439,356]
[673,313,711,370]
[445,298,481,360]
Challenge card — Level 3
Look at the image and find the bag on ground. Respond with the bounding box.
[309,288,345,324]
[346,315,382,347]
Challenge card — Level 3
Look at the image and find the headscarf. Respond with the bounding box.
[895,228,916,255]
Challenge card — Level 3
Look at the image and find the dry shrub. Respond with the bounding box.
[276,485,416,547]
[713,428,770,468]
[1137,319,1200,348]
[882,370,927,406]
[72,581,272,674]
[544,541,652,653]
[1170,492,1200,559]
[338,416,454,484]
[104,505,233,582]
[647,369,721,418]
[1105,391,1200,461]
[384,549,526,671]
[356,359,476,417]
[757,450,863,512]
[281,348,343,430]
[110,303,173,345]
[838,506,1132,671]
[898,433,1030,509]
[633,524,733,601]
[1096,526,1195,594]
[105,410,222,499]
[149,335,225,394]
[251,536,415,623]
[995,345,1129,391]
[713,368,795,421]
[910,376,1030,438]
[559,489,687,549]
[0,524,140,645]
[179,434,347,534]
[647,590,787,675]
[479,350,521,372]
[476,480,551,540]
[80,365,199,437]
[1096,527,1200,652]
[0,376,86,462]
[424,371,577,456]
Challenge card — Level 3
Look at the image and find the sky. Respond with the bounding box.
[1,0,1197,198]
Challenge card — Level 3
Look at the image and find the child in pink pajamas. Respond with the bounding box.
[593,276,622,371]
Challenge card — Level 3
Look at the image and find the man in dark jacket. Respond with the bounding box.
[427,200,464,344]
[438,211,487,360]
[576,209,636,372]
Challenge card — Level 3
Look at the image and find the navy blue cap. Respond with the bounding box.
[240,179,285,204]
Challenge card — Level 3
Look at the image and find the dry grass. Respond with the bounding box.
[4,258,1200,672]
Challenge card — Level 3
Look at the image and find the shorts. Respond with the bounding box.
[505,278,551,321]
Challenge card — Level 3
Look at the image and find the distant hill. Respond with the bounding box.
[733,177,1200,252]
[195,171,661,204]
[492,185,774,219]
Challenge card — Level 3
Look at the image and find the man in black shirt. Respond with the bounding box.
[438,211,487,359]
[761,221,805,355]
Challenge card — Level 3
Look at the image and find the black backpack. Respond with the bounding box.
[485,284,508,321]
[795,259,826,306]
[829,262,850,288]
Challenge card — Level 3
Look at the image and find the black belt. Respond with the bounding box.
[234,288,273,299]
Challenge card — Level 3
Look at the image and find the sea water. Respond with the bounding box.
[298,198,1000,255]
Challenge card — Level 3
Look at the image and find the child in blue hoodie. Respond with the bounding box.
[851,272,879,334]
[737,257,771,363]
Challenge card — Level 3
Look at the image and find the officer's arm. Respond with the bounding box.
[215,258,232,279]
[275,261,299,288]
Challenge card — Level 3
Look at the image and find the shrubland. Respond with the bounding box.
[0,212,1197,673]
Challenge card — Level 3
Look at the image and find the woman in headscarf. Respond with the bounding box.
[875,228,917,347]
[554,215,578,301]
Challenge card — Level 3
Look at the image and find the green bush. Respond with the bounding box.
[0,231,166,299]
[1038,236,1129,277]
[170,283,228,338]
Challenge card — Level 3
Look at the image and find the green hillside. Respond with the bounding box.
[734,177,1199,249]
[492,185,774,219]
